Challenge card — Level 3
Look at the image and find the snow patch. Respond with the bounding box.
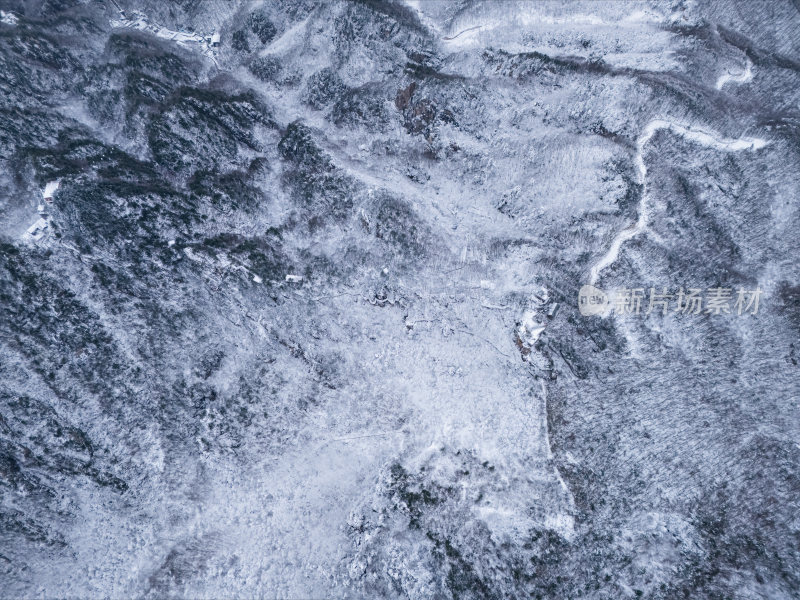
[544,512,575,538]
[183,247,202,262]
[716,59,753,90]
[1,10,18,25]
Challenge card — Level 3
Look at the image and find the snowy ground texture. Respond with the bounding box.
[1,1,800,598]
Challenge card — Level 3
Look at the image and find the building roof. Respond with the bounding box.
[43,180,60,199]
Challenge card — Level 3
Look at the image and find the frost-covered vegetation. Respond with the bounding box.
[1,1,799,598]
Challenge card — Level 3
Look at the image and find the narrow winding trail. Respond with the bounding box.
[589,120,767,285]
[442,24,484,41]
[588,55,766,286]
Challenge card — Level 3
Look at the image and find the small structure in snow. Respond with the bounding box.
[517,310,546,348]
[285,274,304,283]
[515,286,556,359]
[253,275,263,284]
[43,180,60,203]
[369,288,389,307]
[210,32,220,47]
[23,218,49,242]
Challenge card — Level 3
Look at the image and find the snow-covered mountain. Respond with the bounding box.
[1,1,799,598]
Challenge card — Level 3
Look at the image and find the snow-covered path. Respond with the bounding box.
[110,10,219,66]
[589,120,767,285]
